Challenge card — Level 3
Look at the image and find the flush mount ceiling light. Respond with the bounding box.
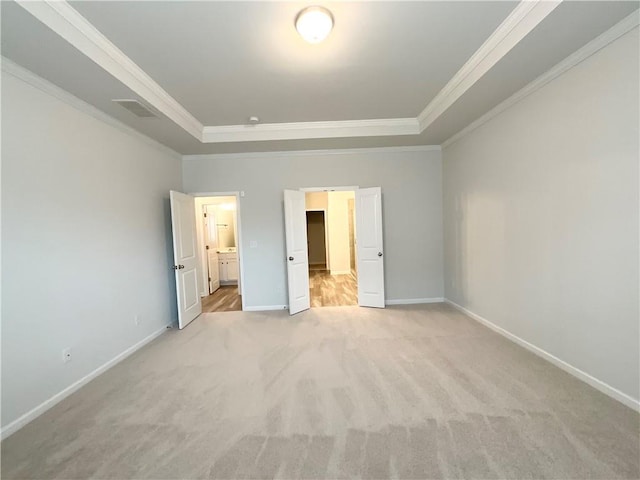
[295,6,334,44]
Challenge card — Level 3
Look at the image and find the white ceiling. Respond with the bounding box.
[70,1,516,125]
[2,1,638,154]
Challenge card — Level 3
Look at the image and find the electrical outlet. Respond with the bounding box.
[134,314,140,326]
[62,348,72,363]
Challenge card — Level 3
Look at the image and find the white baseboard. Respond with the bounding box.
[386,297,444,305]
[0,325,168,440]
[444,299,640,412]
[243,305,288,312]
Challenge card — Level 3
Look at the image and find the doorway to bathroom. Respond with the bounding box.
[195,195,242,312]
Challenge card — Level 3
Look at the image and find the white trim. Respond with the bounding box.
[445,299,640,412]
[0,326,168,440]
[300,186,359,192]
[201,118,419,143]
[385,297,444,305]
[184,145,441,162]
[15,0,203,140]
[243,305,288,312]
[441,11,640,149]
[20,0,631,149]
[1,57,181,159]
[417,0,561,132]
[188,191,244,197]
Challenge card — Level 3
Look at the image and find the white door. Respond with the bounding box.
[204,205,220,294]
[355,187,385,308]
[170,191,202,329]
[284,190,310,315]
[207,248,220,293]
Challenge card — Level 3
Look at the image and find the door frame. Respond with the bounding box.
[299,185,367,309]
[189,191,246,312]
[300,186,359,193]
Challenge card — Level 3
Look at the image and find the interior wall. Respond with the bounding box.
[443,28,639,403]
[1,71,182,431]
[327,191,355,274]
[305,191,328,211]
[183,148,443,308]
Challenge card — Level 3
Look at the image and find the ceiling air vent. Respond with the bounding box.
[112,99,158,118]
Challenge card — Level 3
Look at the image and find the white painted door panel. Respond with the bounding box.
[355,187,385,308]
[204,205,220,294]
[284,190,310,315]
[170,191,202,329]
[208,249,220,293]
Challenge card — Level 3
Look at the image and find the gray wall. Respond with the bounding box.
[183,148,443,308]
[443,28,639,401]
[1,71,182,430]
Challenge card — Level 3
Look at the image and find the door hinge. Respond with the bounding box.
[204,213,207,218]
[206,245,210,250]
[208,277,211,282]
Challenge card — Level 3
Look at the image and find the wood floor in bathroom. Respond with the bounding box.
[202,286,242,312]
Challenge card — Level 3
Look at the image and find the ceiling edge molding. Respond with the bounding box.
[417,0,562,132]
[441,11,640,150]
[1,57,181,159]
[183,145,441,161]
[16,0,204,140]
[201,118,420,143]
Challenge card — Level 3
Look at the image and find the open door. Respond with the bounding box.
[204,205,220,294]
[170,191,202,329]
[355,187,385,308]
[284,190,310,315]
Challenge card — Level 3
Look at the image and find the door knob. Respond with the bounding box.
[378,252,383,257]
[289,256,294,261]
[179,265,185,269]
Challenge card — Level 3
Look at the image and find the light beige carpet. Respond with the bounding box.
[2,304,638,479]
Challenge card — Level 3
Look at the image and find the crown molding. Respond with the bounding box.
[201,118,420,143]
[441,11,640,150]
[1,57,181,159]
[417,0,562,132]
[14,0,588,148]
[183,145,441,161]
[16,0,203,140]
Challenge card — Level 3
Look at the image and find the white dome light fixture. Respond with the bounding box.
[295,6,334,44]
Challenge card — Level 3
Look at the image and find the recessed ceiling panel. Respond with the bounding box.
[71,1,517,125]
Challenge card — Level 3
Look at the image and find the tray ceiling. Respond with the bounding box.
[2,1,638,154]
